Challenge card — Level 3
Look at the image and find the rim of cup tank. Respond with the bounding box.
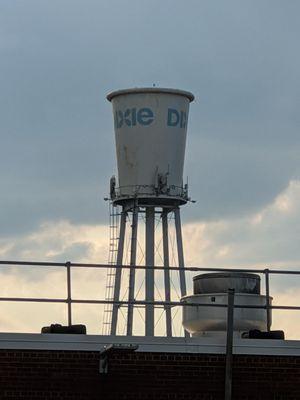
[106,87,195,102]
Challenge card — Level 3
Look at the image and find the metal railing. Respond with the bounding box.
[111,183,189,201]
[0,260,299,329]
[0,260,299,400]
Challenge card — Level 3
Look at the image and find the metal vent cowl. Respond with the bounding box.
[193,273,261,295]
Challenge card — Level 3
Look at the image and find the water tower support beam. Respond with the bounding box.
[145,206,155,336]
[110,208,127,335]
[126,205,139,336]
[162,210,172,337]
[174,208,187,296]
[174,207,189,337]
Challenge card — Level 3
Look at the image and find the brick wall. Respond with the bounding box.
[0,349,299,399]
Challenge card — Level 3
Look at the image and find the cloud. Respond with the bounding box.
[183,180,300,268]
[1,0,300,338]
[0,180,299,337]
[0,220,108,263]
[0,220,109,333]
[1,1,300,233]
[181,180,300,339]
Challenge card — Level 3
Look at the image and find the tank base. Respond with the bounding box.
[181,293,271,336]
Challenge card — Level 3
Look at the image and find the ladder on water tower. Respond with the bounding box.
[102,202,120,335]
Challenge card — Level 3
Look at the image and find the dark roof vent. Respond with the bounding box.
[41,324,86,334]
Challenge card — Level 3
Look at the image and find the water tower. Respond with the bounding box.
[106,88,194,336]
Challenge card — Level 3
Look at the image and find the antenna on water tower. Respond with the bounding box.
[106,87,194,337]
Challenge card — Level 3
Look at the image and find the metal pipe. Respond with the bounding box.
[174,208,187,297]
[111,208,127,335]
[127,205,139,336]
[1,260,300,275]
[0,261,67,267]
[0,297,69,303]
[162,210,172,337]
[3,262,264,272]
[145,207,155,336]
[265,268,271,332]
[174,208,189,338]
[225,288,235,400]
[66,261,72,326]
[0,296,296,310]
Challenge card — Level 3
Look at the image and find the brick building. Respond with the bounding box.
[0,333,299,399]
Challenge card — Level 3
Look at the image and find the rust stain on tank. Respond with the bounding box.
[123,145,135,169]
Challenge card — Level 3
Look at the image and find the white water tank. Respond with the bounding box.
[107,88,194,205]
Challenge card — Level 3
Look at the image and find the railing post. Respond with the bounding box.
[265,268,271,332]
[66,261,72,326]
[225,288,235,400]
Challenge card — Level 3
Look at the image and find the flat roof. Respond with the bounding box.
[0,333,299,356]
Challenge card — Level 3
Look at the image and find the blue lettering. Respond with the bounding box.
[131,108,137,126]
[115,110,123,129]
[137,108,154,125]
[124,109,131,126]
[167,109,180,127]
[115,107,154,128]
[180,111,187,128]
[115,107,186,129]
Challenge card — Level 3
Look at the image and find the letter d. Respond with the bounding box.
[115,110,123,129]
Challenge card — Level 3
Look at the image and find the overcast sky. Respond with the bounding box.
[1,1,300,336]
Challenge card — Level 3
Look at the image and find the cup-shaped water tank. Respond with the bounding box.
[107,88,194,204]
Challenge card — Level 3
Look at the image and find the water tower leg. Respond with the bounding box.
[174,208,187,296]
[110,208,127,335]
[145,206,155,336]
[174,207,189,337]
[126,205,139,336]
[162,209,172,337]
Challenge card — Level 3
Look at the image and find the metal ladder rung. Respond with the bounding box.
[102,201,121,335]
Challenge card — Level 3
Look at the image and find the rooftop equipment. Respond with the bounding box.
[182,272,271,336]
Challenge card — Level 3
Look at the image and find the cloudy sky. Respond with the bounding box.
[1,0,300,337]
